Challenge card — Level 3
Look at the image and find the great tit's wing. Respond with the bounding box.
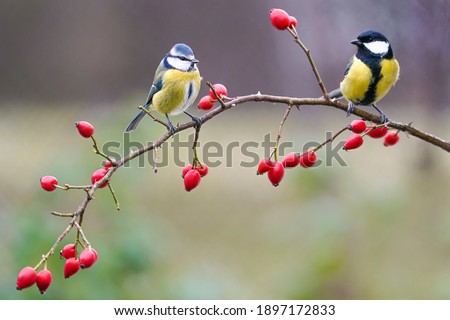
[344,56,354,76]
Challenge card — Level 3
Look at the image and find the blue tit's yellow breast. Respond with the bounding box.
[375,58,399,103]
[340,57,372,104]
[152,69,201,115]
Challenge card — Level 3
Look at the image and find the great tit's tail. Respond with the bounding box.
[327,88,343,99]
[125,105,148,132]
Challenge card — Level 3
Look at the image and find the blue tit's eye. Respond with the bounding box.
[179,56,188,61]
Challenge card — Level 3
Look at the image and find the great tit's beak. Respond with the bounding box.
[351,39,362,46]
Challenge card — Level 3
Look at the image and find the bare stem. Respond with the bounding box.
[274,104,294,162]
[206,81,227,109]
[74,221,90,247]
[108,183,120,211]
[138,106,169,129]
[91,136,114,163]
[287,26,329,99]
[191,124,202,166]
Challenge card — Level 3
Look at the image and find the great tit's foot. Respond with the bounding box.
[184,111,202,128]
[346,102,355,117]
[372,104,388,124]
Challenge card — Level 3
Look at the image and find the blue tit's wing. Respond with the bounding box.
[144,78,163,107]
[344,56,354,76]
[125,79,163,132]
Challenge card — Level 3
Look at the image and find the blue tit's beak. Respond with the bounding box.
[351,39,362,46]
[192,58,199,64]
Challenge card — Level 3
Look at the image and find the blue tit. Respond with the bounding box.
[125,43,201,134]
[329,30,400,123]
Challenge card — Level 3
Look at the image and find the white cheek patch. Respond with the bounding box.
[364,41,389,55]
[167,57,191,71]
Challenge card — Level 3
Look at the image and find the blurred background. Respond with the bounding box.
[1,0,450,299]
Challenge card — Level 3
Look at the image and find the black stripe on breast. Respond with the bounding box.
[356,52,382,105]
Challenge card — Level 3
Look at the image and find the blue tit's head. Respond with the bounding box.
[163,43,199,72]
[351,30,393,58]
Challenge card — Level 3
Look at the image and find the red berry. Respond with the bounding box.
[64,258,80,278]
[75,121,95,138]
[269,8,290,30]
[209,84,228,100]
[16,266,37,290]
[182,164,193,178]
[367,124,388,138]
[289,16,297,27]
[91,248,98,262]
[384,131,400,146]
[268,162,284,187]
[60,243,77,259]
[196,164,209,177]
[281,152,299,168]
[79,248,97,269]
[36,270,52,294]
[198,95,215,110]
[91,168,108,188]
[349,119,367,134]
[103,160,112,169]
[299,151,317,168]
[257,158,275,175]
[184,170,201,192]
[40,176,58,192]
[344,134,364,151]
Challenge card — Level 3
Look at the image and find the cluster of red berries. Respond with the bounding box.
[344,119,400,151]
[269,8,297,30]
[182,163,209,191]
[16,266,52,294]
[257,150,317,187]
[40,121,111,193]
[198,84,228,111]
[60,244,98,278]
[16,245,98,293]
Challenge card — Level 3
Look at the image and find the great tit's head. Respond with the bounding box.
[164,43,199,72]
[351,30,393,58]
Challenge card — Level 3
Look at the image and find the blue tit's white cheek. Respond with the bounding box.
[166,57,191,71]
[363,41,390,55]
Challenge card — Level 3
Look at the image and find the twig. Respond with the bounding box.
[138,105,169,129]
[287,26,329,98]
[108,183,120,211]
[91,136,114,163]
[273,104,294,162]
[206,81,227,109]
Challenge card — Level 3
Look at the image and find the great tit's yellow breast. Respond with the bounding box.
[340,56,372,104]
[375,58,399,103]
[152,69,201,115]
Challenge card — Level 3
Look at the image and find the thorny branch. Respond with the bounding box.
[31,22,450,272]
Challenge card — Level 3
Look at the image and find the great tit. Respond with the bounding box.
[125,43,201,134]
[329,30,400,123]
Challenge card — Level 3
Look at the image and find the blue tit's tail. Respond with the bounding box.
[125,105,148,132]
[327,88,343,99]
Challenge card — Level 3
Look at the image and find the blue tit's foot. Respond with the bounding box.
[165,114,176,135]
[346,102,355,117]
[184,111,202,128]
[372,104,388,124]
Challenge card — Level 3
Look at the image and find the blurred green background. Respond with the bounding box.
[1,0,450,299]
